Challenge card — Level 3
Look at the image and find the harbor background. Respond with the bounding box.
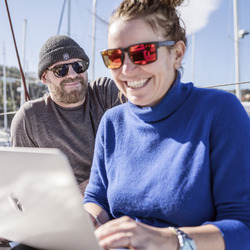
[0,0,250,145]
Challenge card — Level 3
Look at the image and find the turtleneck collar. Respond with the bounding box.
[128,74,193,123]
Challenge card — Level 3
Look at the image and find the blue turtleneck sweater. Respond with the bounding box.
[84,77,250,250]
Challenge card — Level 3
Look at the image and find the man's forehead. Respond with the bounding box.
[50,58,82,67]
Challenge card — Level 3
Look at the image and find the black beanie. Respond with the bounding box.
[38,35,89,79]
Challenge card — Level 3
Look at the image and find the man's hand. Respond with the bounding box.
[0,238,11,247]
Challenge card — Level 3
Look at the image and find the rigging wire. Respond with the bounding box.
[203,80,250,89]
[57,0,67,34]
[4,0,30,102]
[0,111,17,116]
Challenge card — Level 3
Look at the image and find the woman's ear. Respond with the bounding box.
[173,40,185,70]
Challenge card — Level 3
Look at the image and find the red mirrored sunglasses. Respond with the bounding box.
[101,40,175,69]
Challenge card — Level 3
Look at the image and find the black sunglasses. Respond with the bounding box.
[101,40,175,69]
[47,60,89,78]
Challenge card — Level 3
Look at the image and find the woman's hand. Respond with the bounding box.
[95,216,225,250]
[95,216,178,250]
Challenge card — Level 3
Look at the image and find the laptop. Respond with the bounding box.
[0,147,102,250]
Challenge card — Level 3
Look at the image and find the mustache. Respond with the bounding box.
[60,76,85,86]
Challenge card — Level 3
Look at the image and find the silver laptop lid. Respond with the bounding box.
[0,147,101,250]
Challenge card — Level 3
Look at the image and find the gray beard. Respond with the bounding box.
[48,76,88,104]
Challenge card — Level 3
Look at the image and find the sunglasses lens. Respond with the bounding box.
[72,61,89,74]
[129,43,157,65]
[51,61,89,77]
[101,49,123,69]
[52,65,69,77]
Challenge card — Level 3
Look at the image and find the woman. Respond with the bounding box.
[84,0,250,249]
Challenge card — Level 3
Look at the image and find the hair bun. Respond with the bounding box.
[160,0,185,8]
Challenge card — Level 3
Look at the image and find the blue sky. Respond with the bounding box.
[0,0,250,92]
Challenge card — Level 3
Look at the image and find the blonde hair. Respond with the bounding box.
[109,0,187,45]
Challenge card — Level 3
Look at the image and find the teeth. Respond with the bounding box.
[127,79,148,89]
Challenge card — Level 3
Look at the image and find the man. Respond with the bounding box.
[10,35,121,194]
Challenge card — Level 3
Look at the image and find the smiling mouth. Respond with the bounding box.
[127,78,149,89]
[64,82,80,87]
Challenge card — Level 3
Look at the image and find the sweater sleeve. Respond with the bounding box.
[10,104,37,147]
[83,116,111,217]
[205,92,250,250]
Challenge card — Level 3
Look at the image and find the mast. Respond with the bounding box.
[92,0,97,81]
[20,19,27,106]
[233,0,241,100]
[68,0,71,36]
[2,42,8,130]
[191,33,196,84]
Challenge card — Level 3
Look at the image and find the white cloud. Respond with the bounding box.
[177,0,222,35]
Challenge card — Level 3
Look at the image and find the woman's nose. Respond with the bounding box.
[121,53,138,74]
